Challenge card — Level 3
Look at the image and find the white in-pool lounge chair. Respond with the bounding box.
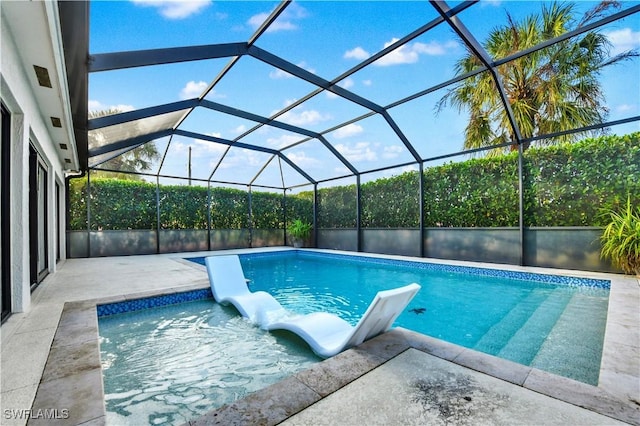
[205,255,286,324]
[265,282,421,358]
[205,254,421,358]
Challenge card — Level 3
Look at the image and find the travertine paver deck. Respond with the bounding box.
[1,248,638,425]
[282,348,629,425]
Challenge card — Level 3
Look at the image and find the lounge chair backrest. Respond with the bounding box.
[205,255,251,301]
[344,283,420,348]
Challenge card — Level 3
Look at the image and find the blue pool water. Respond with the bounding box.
[192,250,609,384]
[99,250,610,424]
[99,300,319,425]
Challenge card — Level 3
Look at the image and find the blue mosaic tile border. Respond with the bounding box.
[97,288,212,317]
[295,251,610,289]
[186,250,610,289]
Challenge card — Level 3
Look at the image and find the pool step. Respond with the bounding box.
[496,288,573,365]
[473,289,551,356]
[529,293,608,385]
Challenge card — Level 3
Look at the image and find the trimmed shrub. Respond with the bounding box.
[68,132,639,231]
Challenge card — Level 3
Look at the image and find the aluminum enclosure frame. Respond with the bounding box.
[60,0,640,263]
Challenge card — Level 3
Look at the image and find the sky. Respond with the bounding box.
[88,0,640,190]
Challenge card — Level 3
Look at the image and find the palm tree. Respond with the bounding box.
[438,1,638,155]
[89,108,160,178]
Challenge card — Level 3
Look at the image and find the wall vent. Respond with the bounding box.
[33,65,52,88]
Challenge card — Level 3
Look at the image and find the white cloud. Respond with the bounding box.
[333,123,364,139]
[130,0,211,19]
[615,103,636,113]
[375,39,420,66]
[88,100,135,113]
[248,12,296,31]
[286,150,322,169]
[335,141,377,162]
[382,145,404,159]
[226,149,263,168]
[279,109,331,126]
[326,78,355,99]
[207,145,264,170]
[233,124,247,135]
[604,28,640,55]
[88,100,102,111]
[248,3,308,33]
[207,89,226,99]
[192,136,227,156]
[170,140,189,153]
[266,133,303,149]
[374,38,458,66]
[339,78,354,89]
[172,136,226,159]
[413,40,459,55]
[88,100,104,112]
[363,79,373,86]
[344,47,370,60]
[115,104,136,112]
[269,68,294,79]
[179,80,208,99]
[480,0,502,7]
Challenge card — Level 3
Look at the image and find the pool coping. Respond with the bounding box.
[25,249,640,425]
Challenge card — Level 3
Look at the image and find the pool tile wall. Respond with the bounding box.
[97,288,212,317]
[187,250,610,289]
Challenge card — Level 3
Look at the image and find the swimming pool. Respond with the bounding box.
[98,250,610,424]
[191,250,609,384]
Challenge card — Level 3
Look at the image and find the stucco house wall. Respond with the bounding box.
[1,1,79,315]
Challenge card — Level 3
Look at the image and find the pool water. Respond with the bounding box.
[99,250,610,425]
[99,300,318,425]
[235,251,609,384]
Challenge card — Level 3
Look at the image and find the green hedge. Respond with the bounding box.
[423,153,519,227]
[69,178,157,230]
[362,171,421,227]
[317,132,638,228]
[69,132,638,231]
[523,133,639,226]
[317,184,357,228]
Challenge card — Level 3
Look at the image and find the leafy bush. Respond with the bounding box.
[361,171,420,228]
[317,184,357,228]
[209,187,249,229]
[69,179,279,230]
[69,178,157,230]
[318,132,638,228]
[523,133,639,226]
[600,196,640,275]
[251,191,284,229]
[159,184,208,229]
[423,153,519,227]
[288,219,312,240]
[286,191,314,228]
[69,132,638,231]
